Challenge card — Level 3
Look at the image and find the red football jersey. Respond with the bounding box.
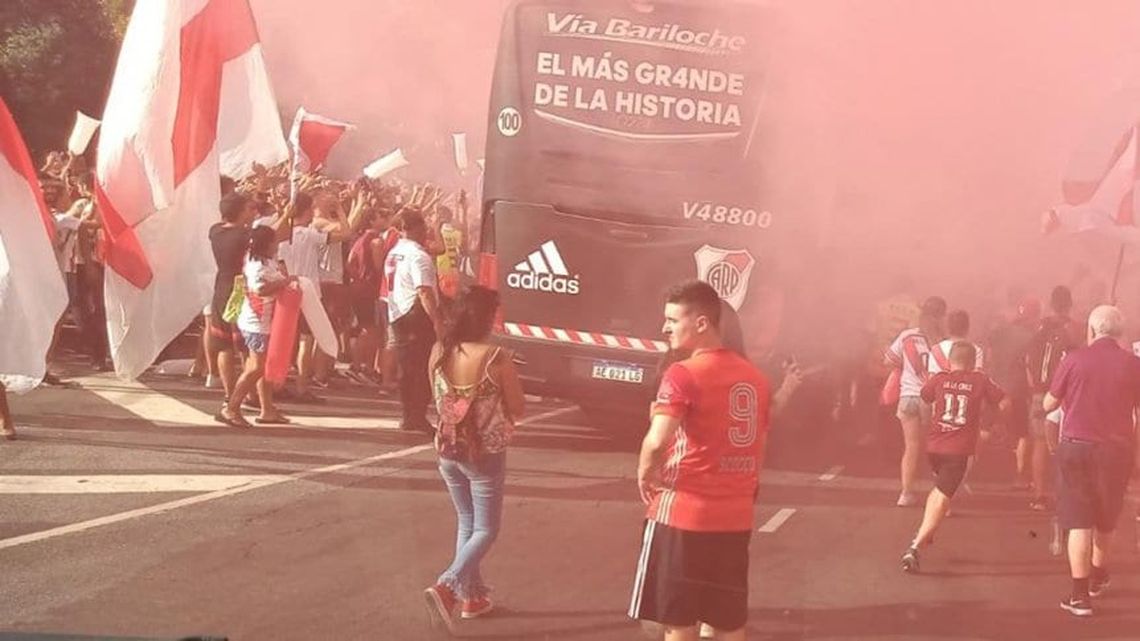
[646,348,771,532]
[920,370,1005,455]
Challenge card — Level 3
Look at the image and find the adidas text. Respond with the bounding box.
[507,271,581,295]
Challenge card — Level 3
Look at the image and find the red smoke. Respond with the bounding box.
[253,0,1140,321]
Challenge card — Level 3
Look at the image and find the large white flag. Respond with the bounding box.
[0,98,69,393]
[96,0,288,379]
[1046,84,1140,244]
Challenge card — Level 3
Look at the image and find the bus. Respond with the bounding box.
[478,0,787,423]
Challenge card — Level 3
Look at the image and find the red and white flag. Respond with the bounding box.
[96,0,288,379]
[289,107,353,176]
[0,97,69,393]
[1046,85,1140,244]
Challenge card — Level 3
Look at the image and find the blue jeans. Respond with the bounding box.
[437,452,506,600]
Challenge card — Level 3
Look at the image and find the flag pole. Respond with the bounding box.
[1110,242,1126,304]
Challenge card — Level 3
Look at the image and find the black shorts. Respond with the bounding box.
[928,453,970,498]
[320,282,351,332]
[1056,439,1134,531]
[628,520,750,632]
[350,282,379,329]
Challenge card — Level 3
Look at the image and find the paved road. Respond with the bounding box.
[1,368,1138,641]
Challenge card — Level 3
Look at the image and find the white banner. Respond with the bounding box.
[67,111,102,155]
[452,132,469,171]
[363,148,410,179]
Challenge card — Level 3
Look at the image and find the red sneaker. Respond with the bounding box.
[424,584,458,630]
[460,596,494,619]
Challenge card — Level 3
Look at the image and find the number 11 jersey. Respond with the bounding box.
[649,348,771,532]
[920,370,1006,455]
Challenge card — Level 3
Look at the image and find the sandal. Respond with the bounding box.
[255,415,292,425]
[213,410,252,429]
[42,373,77,388]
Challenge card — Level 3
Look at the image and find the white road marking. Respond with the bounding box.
[279,416,401,430]
[0,444,434,552]
[519,405,579,425]
[0,404,578,550]
[757,508,797,534]
[818,465,844,482]
[79,377,215,427]
[0,475,292,494]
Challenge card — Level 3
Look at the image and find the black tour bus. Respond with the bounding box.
[478,0,787,423]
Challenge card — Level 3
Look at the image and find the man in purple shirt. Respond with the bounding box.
[1043,305,1140,617]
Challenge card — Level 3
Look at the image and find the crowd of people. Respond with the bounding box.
[874,285,1139,619]
[200,161,479,428]
[1,140,1137,637]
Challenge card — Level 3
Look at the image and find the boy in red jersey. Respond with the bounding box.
[902,342,1009,572]
[629,280,771,641]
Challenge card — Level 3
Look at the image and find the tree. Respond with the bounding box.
[0,0,133,161]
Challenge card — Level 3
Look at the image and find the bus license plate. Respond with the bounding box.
[591,361,645,384]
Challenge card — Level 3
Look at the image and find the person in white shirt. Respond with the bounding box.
[886,296,947,507]
[385,207,442,432]
[276,192,348,403]
[928,310,985,374]
[43,185,97,386]
[313,189,369,387]
[218,227,295,428]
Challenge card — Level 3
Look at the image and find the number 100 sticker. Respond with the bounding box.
[497,107,522,137]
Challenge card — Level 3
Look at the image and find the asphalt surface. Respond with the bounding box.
[1,365,1138,641]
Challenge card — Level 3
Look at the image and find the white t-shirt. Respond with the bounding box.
[238,258,286,334]
[278,225,327,285]
[928,339,986,375]
[385,238,437,323]
[54,212,81,274]
[318,241,344,284]
[887,328,931,398]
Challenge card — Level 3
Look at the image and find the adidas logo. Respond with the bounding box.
[507,240,581,295]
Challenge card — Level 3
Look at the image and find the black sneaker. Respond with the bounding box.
[1060,597,1093,617]
[901,547,920,573]
[1089,577,1111,598]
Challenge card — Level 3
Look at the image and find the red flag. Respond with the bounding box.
[96,0,288,379]
[289,107,353,175]
[1049,85,1140,243]
[0,97,70,392]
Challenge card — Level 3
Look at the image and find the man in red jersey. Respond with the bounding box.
[629,280,770,641]
[901,342,1009,573]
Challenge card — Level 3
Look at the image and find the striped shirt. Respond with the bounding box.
[887,328,931,397]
